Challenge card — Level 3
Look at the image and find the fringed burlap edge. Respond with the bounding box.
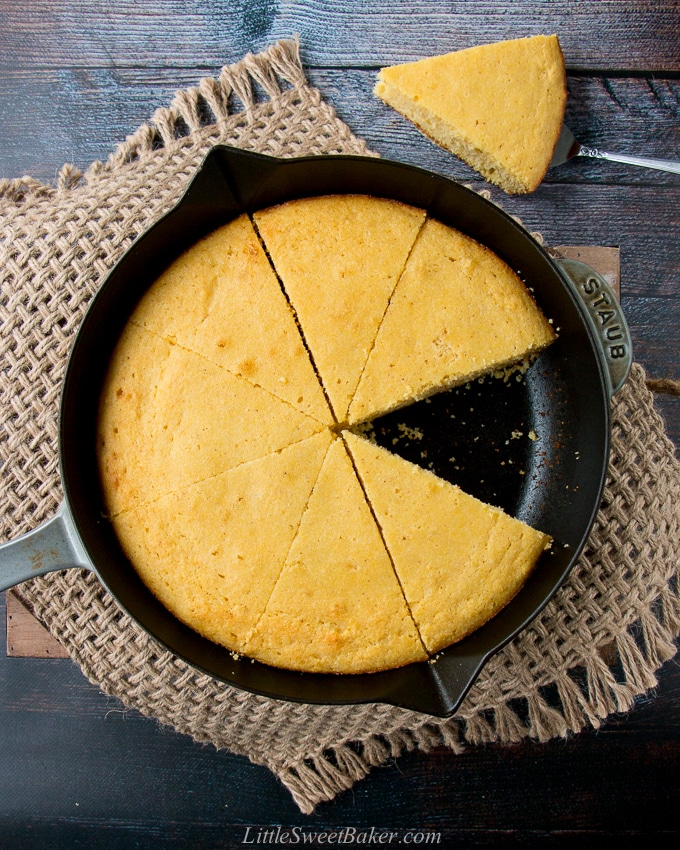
[0,36,371,208]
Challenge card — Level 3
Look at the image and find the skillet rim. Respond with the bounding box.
[57,146,612,717]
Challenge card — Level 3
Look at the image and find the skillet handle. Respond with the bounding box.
[0,501,90,593]
[554,258,633,396]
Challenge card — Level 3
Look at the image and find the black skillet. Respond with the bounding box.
[0,146,632,717]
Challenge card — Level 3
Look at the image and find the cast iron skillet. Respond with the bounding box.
[0,146,632,717]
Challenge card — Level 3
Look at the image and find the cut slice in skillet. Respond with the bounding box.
[348,218,556,425]
[130,214,333,426]
[343,431,551,654]
[111,430,333,655]
[97,324,324,516]
[253,195,426,423]
[246,437,428,673]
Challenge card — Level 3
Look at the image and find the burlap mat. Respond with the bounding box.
[2,39,679,814]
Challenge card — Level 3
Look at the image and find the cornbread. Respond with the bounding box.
[131,214,333,425]
[343,431,551,652]
[111,430,333,653]
[97,323,324,516]
[245,438,428,673]
[98,197,557,674]
[348,218,556,424]
[253,195,426,422]
[374,35,567,194]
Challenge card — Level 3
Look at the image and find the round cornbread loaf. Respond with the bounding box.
[98,198,554,674]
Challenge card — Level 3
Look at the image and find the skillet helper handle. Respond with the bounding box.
[0,501,90,593]
[555,258,633,397]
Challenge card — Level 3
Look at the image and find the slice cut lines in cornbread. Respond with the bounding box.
[246,437,428,673]
[130,214,332,425]
[348,219,556,424]
[253,195,426,423]
[374,35,566,194]
[111,430,333,654]
[97,324,324,516]
[343,431,551,653]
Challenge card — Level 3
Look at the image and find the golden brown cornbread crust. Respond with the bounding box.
[253,195,426,422]
[343,432,550,653]
[349,218,556,424]
[98,195,554,674]
[245,437,428,673]
[374,35,567,194]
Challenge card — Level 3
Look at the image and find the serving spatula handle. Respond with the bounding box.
[578,147,680,175]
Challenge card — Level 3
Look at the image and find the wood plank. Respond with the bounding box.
[1,69,678,188]
[2,583,679,821]
[494,184,679,300]
[5,590,68,658]
[0,642,678,837]
[549,246,620,297]
[0,0,678,71]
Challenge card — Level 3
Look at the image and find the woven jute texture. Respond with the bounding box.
[2,40,679,814]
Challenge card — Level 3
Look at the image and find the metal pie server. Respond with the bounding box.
[550,124,680,174]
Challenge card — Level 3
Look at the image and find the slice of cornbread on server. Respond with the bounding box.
[374,35,567,194]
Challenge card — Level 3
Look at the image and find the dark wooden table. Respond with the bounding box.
[1,2,679,846]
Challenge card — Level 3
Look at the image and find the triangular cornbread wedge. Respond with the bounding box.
[343,432,551,653]
[253,195,426,423]
[348,218,555,424]
[97,324,324,515]
[111,430,333,654]
[246,437,428,673]
[374,35,566,194]
[130,214,333,425]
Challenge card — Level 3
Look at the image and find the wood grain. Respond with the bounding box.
[549,245,621,297]
[1,70,678,186]
[0,2,678,838]
[5,590,68,657]
[0,1,678,71]
[0,614,678,840]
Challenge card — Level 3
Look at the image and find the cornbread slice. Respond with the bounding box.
[131,214,333,425]
[348,219,555,424]
[253,195,426,423]
[343,431,551,653]
[111,430,333,654]
[97,324,324,516]
[374,35,566,194]
[246,437,428,673]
